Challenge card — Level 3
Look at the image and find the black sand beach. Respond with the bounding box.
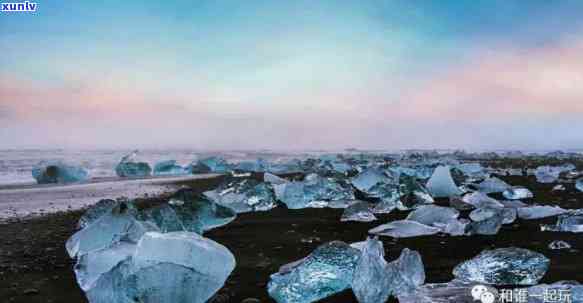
[1,166,582,303]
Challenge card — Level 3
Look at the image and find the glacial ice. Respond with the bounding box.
[32,160,89,184]
[405,205,459,227]
[452,247,550,285]
[74,242,136,291]
[234,158,269,172]
[399,175,435,209]
[461,192,504,209]
[577,178,583,192]
[548,240,571,250]
[455,163,488,181]
[115,151,152,177]
[541,213,583,233]
[66,203,158,258]
[502,186,533,200]
[369,220,441,238]
[264,172,288,185]
[151,188,236,232]
[153,160,187,176]
[267,241,361,303]
[341,201,377,222]
[425,166,463,198]
[204,179,277,213]
[468,208,505,235]
[190,156,231,173]
[85,231,235,303]
[351,237,392,303]
[476,177,512,194]
[517,205,568,220]
[350,168,400,202]
[77,199,135,229]
[276,174,354,209]
[535,166,563,183]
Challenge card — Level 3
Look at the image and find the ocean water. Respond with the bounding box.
[0,149,308,186]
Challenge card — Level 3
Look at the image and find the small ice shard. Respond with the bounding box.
[535,166,562,183]
[77,199,135,229]
[369,220,441,238]
[397,280,499,303]
[341,201,377,222]
[190,156,231,173]
[86,231,236,303]
[153,160,187,176]
[552,184,566,191]
[449,196,475,210]
[469,207,500,222]
[577,178,583,192]
[468,208,504,235]
[74,242,136,291]
[277,174,354,210]
[548,240,571,250]
[502,186,533,200]
[115,151,152,177]
[517,205,568,220]
[501,199,528,208]
[462,192,504,209]
[264,172,287,185]
[267,241,361,303]
[452,247,550,285]
[425,166,463,198]
[455,163,488,180]
[66,204,158,258]
[502,208,517,224]
[204,179,277,213]
[399,175,435,209]
[442,218,471,236]
[350,168,400,200]
[476,177,512,194]
[405,205,459,227]
[143,189,237,233]
[351,237,392,303]
[542,213,583,233]
[32,160,89,184]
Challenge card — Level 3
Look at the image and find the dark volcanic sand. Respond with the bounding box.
[1,172,582,303]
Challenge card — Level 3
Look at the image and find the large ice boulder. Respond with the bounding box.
[32,160,88,184]
[115,151,152,177]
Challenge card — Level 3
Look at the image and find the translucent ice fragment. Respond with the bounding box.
[32,160,89,184]
[341,201,377,222]
[425,166,463,198]
[153,160,187,176]
[369,220,441,238]
[476,177,511,194]
[115,151,152,177]
[517,206,568,220]
[502,187,533,200]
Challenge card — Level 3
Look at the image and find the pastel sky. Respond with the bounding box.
[1,0,583,150]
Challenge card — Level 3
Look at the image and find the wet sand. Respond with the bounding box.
[0,174,221,220]
[0,172,582,303]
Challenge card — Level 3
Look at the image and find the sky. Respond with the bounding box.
[1,0,583,151]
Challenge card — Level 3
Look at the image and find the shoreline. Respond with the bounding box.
[0,174,222,221]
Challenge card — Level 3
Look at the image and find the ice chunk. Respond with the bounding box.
[397,280,499,303]
[351,237,392,303]
[501,200,528,208]
[452,247,549,285]
[502,187,533,200]
[552,184,566,191]
[77,199,136,229]
[369,220,441,238]
[541,213,583,233]
[143,188,236,233]
[517,205,568,220]
[468,208,504,235]
[502,208,518,224]
[476,177,511,194]
[190,156,231,173]
[234,158,269,172]
[442,218,471,236]
[350,168,400,202]
[204,179,277,213]
[577,178,583,192]
[267,241,361,303]
[264,172,288,185]
[449,196,475,211]
[86,231,235,303]
[425,166,463,198]
[400,175,434,209]
[389,248,426,294]
[277,174,354,209]
[455,163,488,180]
[535,166,562,183]
[548,240,571,250]
[74,242,136,291]
[115,151,152,177]
[462,192,504,209]
[405,205,459,227]
[341,201,377,222]
[153,160,187,176]
[66,204,158,258]
[32,160,89,184]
